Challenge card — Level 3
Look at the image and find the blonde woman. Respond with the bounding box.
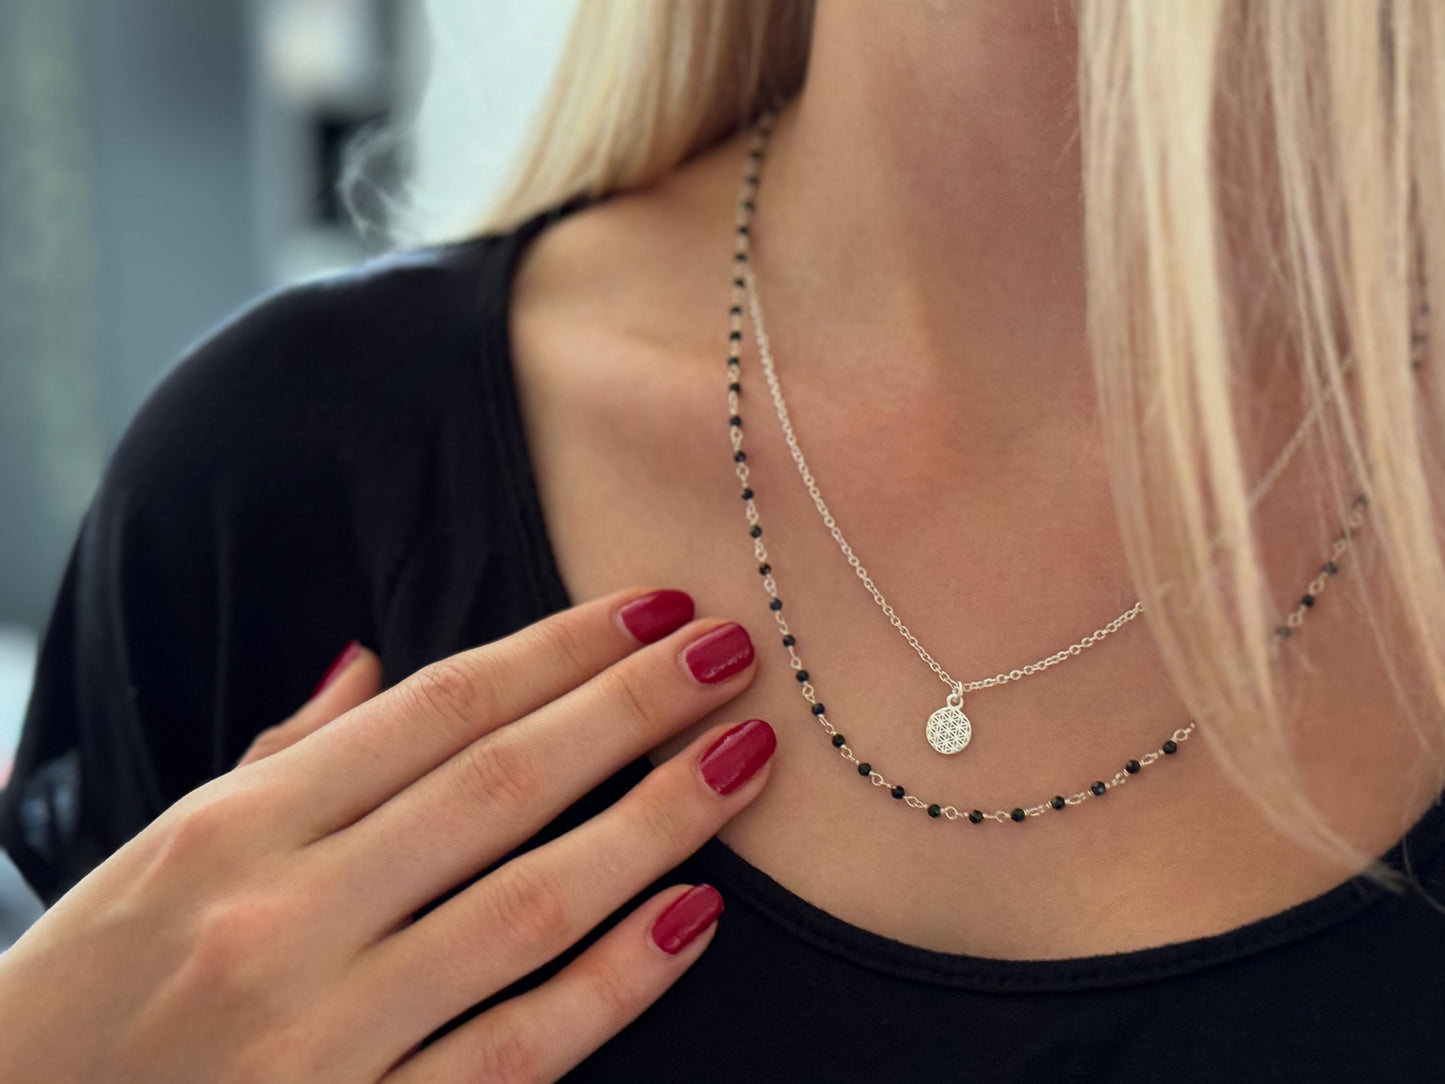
[2,1,1443,1079]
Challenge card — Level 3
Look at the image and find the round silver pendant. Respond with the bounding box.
[926,704,973,755]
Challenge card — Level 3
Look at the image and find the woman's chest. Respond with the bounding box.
[503,313,1443,960]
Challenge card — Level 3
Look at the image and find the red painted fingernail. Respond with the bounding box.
[312,641,362,696]
[650,884,724,954]
[698,719,776,795]
[682,622,754,684]
[617,589,695,644]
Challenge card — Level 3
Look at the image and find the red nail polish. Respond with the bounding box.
[617,590,695,644]
[682,622,754,684]
[312,641,362,697]
[698,719,776,795]
[650,884,724,954]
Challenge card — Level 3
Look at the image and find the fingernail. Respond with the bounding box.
[682,622,754,684]
[650,884,724,954]
[312,641,362,697]
[698,719,776,795]
[617,589,695,644]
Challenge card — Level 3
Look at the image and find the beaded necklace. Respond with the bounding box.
[724,108,1376,826]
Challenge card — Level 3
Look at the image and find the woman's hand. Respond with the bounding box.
[0,588,773,1082]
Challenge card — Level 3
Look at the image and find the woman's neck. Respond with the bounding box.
[758,0,1087,421]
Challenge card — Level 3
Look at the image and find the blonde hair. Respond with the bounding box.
[415,0,1445,870]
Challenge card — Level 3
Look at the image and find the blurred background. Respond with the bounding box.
[0,0,576,945]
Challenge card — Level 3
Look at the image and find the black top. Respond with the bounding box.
[5,199,1445,1082]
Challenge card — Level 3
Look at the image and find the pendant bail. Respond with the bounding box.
[945,687,964,710]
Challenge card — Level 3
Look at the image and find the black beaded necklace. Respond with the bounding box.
[724,107,1381,827]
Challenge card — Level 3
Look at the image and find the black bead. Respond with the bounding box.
[741,487,754,500]
[730,305,742,317]
[733,450,747,462]
[829,729,842,742]
[1354,494,1369,509]
[927,804,942,818]
[1091,780,1107,796]
[758,562,771,575]
[1275,624,1291,639]
[729,415,743,428]
[1051,795,1066,810]
[750,525,763,538]
[1162,739,1178,755]
[891,785,906,800]
[794,669,808,681]
[733,277,745,288]
[816,704,829,717]
[770,598,784,612]
[857,762,872,776]
[782,634,796,647]
[742,199,755,212]
[1301,594,1315,607]
[737,225,749,236]
[1007,808,1023,822]
[968,809,984,824]
[729,330,742,343]
[728,381,741,394]
[734,251,748,263]
[1323,561,1339,575]
[1125,759,1141,774]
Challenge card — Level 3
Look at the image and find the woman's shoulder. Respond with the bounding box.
[71,214,603,667]
[101,216,578,525]
[122,236,510,472]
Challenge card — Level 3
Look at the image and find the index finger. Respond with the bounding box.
[271,587,694,838]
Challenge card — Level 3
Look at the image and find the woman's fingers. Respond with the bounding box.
[274,588,696,838]
[361,718,776,1045]
[318,619,757,927]
[381,883,723,1084]
[234,642,381,768]
[0,592,772,1084]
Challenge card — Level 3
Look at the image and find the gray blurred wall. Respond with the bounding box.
[79,0,263,447]
[0,0,262,633]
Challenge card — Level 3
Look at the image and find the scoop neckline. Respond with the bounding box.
[474,198,1445,994]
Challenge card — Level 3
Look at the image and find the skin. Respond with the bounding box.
[510,0,1444,959]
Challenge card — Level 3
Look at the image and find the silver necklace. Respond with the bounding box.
[741,176,1337,760]
[725,108,1384,825]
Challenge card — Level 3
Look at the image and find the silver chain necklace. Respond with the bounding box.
[741,160,1339,759]
[724,108,1387,825]
[745,276,1140,754]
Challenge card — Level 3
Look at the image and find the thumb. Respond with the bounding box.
[234,641,383,769]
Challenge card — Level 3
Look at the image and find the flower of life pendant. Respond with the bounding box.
[925,689,973,755]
